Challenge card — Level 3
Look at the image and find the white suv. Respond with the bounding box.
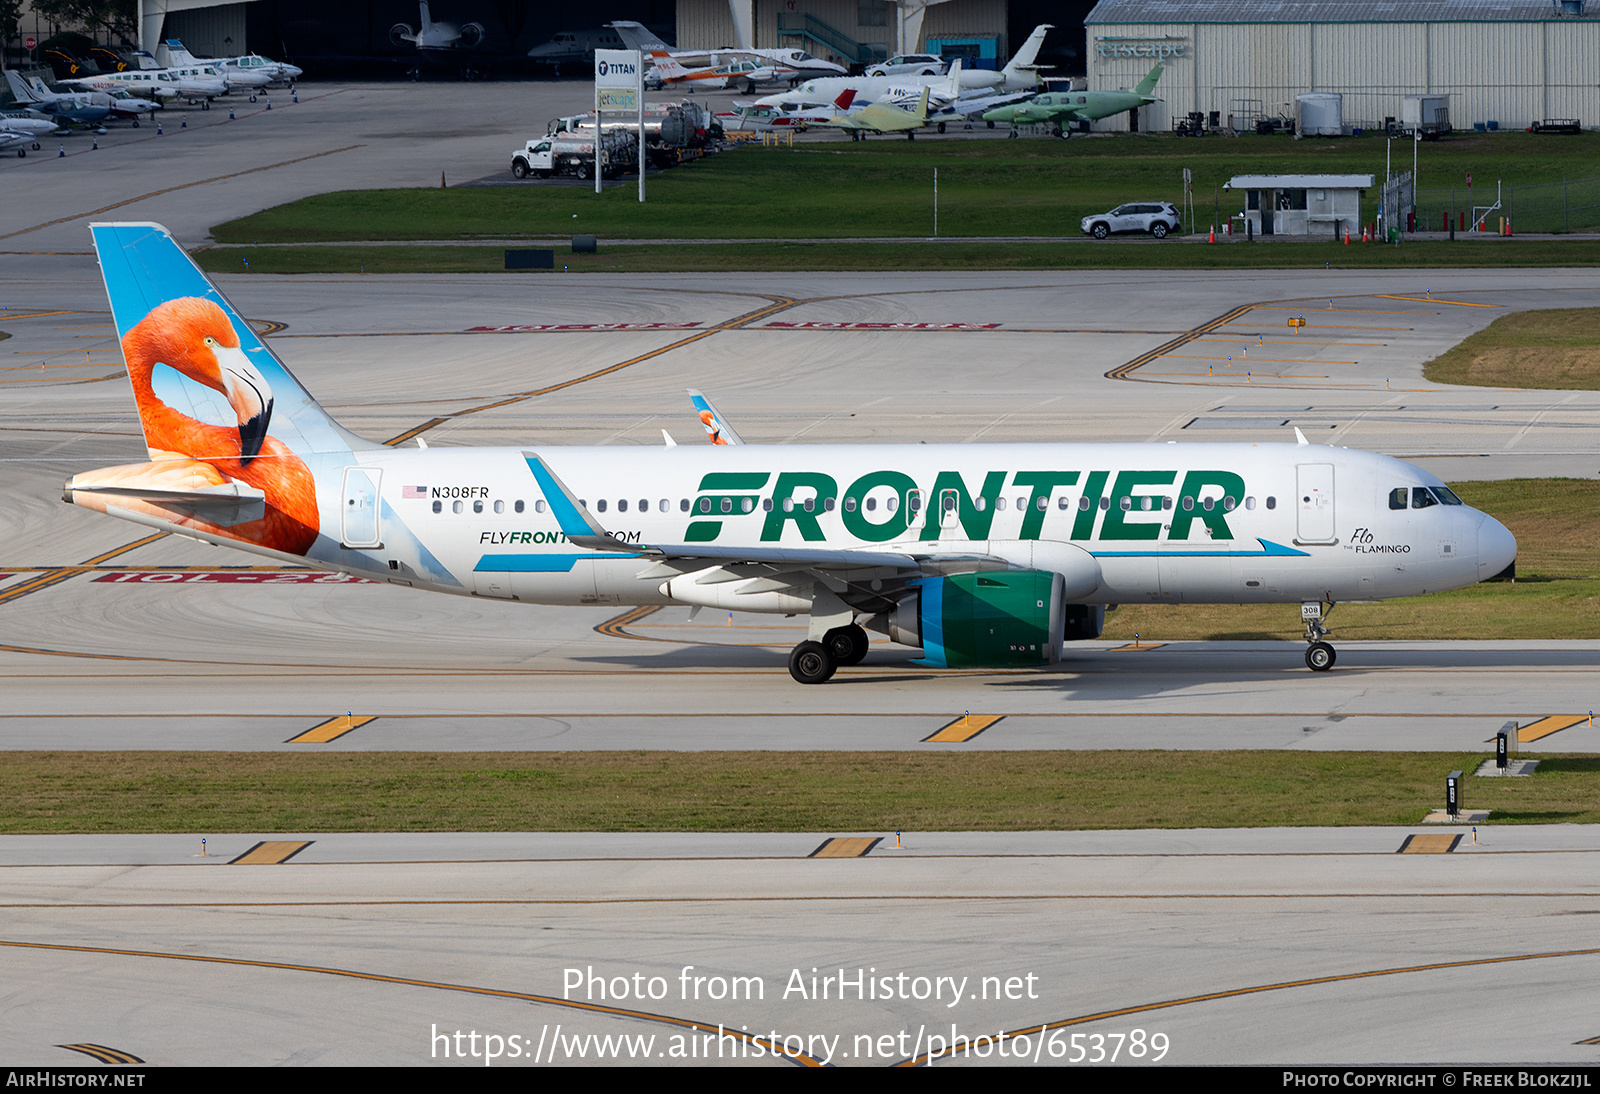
[865,54,947,77]
[1081,202,1181,239]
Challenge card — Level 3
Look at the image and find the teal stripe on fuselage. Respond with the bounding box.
[475,553,640,573]
[1091,538,1309,558]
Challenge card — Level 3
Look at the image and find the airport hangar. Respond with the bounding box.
[1084,0,1600,133]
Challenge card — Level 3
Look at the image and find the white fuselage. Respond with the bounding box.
[174,441,1515,614]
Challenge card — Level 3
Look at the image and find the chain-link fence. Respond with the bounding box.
[1414,176,1600,233]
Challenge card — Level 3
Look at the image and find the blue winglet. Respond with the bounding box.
[523,455,600,538]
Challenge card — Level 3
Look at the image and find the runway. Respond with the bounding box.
[4,81,1600,1068]
[2,828,1599,1066]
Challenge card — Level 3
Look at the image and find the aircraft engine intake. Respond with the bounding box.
[888,569,1066,668]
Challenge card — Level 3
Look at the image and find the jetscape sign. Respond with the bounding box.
[1095,37,1188,60]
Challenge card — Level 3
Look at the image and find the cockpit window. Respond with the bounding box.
[1411,487,1439,509]
[1433,486,1464,505]
[1388,487,1408,510]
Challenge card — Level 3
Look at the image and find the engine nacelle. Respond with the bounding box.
[459,22,485,47]
[888,570,1065,668]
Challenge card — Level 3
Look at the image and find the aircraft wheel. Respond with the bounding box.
[789,641,837,684]
[201,100,210,111]
[132,120,140,128]
[1305,642,1336,672]
[937,122,946,133]
[16,150,24,158]
[31,142,40,150]
[823,625,869,667]
[249,94,257,103]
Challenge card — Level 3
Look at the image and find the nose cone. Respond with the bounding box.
[1476,513,1517,581]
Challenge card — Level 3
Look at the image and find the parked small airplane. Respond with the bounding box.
[813,85,932,139]
[983,64,1165,135]
[391,1,484,52]
[646,51,802,94]
[527,28,631,71]
[4,71,131,126]
[161,41,272,97]
[611,20,846,81]
[68,223,1517,684]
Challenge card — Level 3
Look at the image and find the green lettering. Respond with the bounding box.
[697,472,770,491]
[841,470,916,542]
[1012,471,1081,540]
[761,472,837,542]
[1169,470,1247,541]
[918,470,1007,541]
[1098,471,1176,541]
[685,521,721,542]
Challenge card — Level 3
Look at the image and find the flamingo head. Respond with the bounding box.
[125,297,275,464]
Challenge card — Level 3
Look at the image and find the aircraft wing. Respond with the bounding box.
[943,90,1037,118]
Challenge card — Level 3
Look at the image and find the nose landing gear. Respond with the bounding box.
[1302,601,1337,671]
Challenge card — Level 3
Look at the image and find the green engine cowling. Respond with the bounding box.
[888,570,1066,668]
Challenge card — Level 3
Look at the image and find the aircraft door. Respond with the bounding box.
[939,489,961,530]
[1296,464,1336,543]
[341,467,382,548]
[906,489,925,531]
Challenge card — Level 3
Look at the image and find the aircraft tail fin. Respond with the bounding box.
[1003,24,1053,77]
[610,21,671,53]
[833,88,856,111]
[4,69,40,102]
[89,222,381,459]
[1134,63,1164,98]
[946,57,962,99]
[650,51,690,81]
[914,86,931,122]
[687,389,745,445]
[164,39,198,65]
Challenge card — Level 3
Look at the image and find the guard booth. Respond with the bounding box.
[1227,174,1373,237]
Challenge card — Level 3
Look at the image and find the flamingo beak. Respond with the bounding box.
[218,347,274,464]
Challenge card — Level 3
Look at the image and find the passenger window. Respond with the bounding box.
[803,498,815,513]
[494,500,504,514]
[1223,496,1236,511]
[597,499,607,513]
[680,499,690,512]
[865,497,876,511]
[886,495,897,512]
[452,500,463,514]
[1058,496,1070,510]
[1162,497,1173,510]
[699,498,712,513]
[1245,496,1255,510]
[720,498,732,513]
[1016,496,1026,510]
[515,500,525,513]
[1412,487,1438,509]
[783,498,795,513]
[763,498,773,511]
[1266,496,1276,510]
[618,499,628,513]
[1079,496,1091,511]
[975,496,987,511]
[824,497,835,512]
[432,500,442,514]
[996,497,1007,511]
[1202,497,1215,511]
[1120,497,1131,511]
[844,497,857,512]
[1389,488,1408,510]
[535,500,546,514]
[473,500,483,514]
[741,497,754,513]
[1099,497,1109,511]
[1035,496,1047,511]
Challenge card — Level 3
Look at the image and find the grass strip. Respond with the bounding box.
[196,239,1600,276]
[1105,479,1600,641]
[2,751,1595,833]
[211,131,1600,244]
[1424,307,1600,390]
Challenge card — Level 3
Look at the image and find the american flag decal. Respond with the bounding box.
[402,485,427,499]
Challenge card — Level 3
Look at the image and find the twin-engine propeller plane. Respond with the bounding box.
[68,223,1517,683]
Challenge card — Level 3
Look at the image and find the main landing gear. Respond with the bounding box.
[788,623,868,684]
[1301,601,1337,671]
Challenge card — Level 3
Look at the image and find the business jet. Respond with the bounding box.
[67,223,1517,684]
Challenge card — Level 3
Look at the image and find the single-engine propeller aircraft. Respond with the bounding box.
[68,223,1517,683]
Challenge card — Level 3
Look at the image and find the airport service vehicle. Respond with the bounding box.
[1401,94,1451,137]
[1081,202,1181,239]
[510,131,636,180]
[68,224,1517,684]
[983,64,1165,135]
[547,103,712,165]
[866,54,947,78]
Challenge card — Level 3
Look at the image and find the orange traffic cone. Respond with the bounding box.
[1361,224,1369,243]
[1209,224,1216,243]
[1343,227,1351,245]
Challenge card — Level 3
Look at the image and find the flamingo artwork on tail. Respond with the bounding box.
[68,294,320,556]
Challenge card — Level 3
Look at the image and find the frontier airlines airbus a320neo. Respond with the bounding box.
[64,223,1517,683]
